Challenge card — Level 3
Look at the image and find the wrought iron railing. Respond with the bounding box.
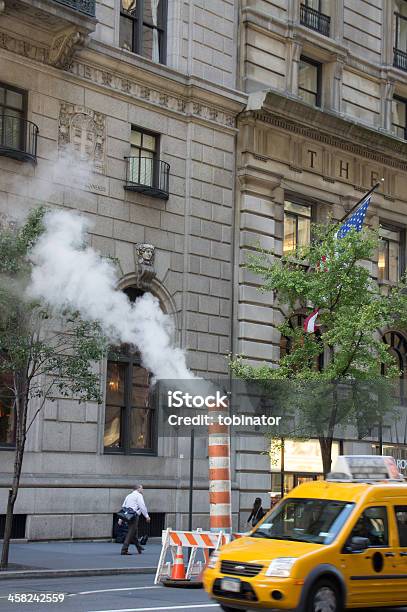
[0,115,38,163]
[124,157,170,200]
[54,0,96,17]
[300,3,331,37]
[394,47,407,72]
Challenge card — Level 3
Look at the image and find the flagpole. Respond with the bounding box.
[339,180,383,223]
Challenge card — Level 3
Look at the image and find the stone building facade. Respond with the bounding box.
[234,0,407,528]
[0,0,246,539]
[1,0,407,540]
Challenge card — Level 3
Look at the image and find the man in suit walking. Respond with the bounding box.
[121,484,151,555]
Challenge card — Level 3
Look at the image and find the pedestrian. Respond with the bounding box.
[247,497,265,527]
[121,484,151,555]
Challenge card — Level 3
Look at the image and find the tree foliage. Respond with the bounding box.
[0,208,108,567]
[231,221,407,473]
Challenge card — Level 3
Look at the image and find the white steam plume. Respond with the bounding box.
[28,210,194,381]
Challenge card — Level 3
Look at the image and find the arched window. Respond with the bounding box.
[280,312,324,371]
[382,330,407,404]
[103,288,156,454]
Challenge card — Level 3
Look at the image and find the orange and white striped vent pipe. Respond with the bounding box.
[208,399,232,533]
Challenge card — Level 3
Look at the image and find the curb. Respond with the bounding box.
[0,567,157,580]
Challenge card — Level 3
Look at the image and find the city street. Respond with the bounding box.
[0,574,406,612]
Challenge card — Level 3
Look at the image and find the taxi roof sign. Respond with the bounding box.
[327,455,404,482]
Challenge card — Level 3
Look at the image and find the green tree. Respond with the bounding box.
[232,222,407,475]
[0,209,108,568]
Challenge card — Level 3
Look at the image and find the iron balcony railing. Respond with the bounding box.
[54,0,96,17]
[300,3,331,37]
[0,115,38,163]
[394,47,407,72]
[124,157,170,200]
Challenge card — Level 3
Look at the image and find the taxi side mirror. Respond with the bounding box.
[345,536,370,553]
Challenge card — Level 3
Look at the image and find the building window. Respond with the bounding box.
[104,288,156,455]
[120,0,167,64]
[280,312,324,371]
[0,370,15,448]
[283,201,311,254]
[298,57,321,107]
[392,96,407,139]
[300,1,330,37]
[394,1,407,70]
[125,128,170,199]
[378,226,402,282]
[0,84,37,163]
[129,128,157,187]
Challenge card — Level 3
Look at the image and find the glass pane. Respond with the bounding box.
[130,408,153,449]
[389,239,400,282]
[132,365,150,408]
[131,129,142,146]
[399,16,407,50]
[6,89,23,110]
[299,88,317,106]
[106,361,126,405]
[380,227,400,242]
[1,113,21,150]
[393,99,406,130]
[120,15,134,51]
[395,506,407,547]
[139,154,154,186]
[142,25,157,61]
[104,405,122,449]
[284,201,311,217]
[350,507,388,546]
[378,239,388,281]
[122,0,137,13]
[283,214,296,254]
[142,133,156,151]
[299,61,318,94]
[298,216,310,247]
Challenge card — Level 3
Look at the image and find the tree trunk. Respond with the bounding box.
[1,385,28,569]
[319,437,333,476]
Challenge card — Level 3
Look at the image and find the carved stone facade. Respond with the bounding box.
[58,104,106,173]
[0,0,245,540]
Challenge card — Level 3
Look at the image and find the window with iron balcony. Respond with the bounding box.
[394,1,407,71]
[0,84,38,163]
[124,127,170,200]
[300,1,331,38]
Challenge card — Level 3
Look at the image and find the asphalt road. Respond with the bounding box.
[0,574,406,612]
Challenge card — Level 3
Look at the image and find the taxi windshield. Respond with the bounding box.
[251,498,355,545]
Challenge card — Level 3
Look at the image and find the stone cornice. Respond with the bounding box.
[244,90,407,172]
[0,29,247,130]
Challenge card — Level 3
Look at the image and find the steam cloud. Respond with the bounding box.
[28,209,194,381]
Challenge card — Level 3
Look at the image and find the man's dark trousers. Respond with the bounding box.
[121,514,140,553]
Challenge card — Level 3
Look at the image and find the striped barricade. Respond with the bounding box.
[154,528,230,586]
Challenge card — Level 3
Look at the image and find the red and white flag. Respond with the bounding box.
[303,308,319,333]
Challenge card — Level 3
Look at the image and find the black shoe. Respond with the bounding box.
[121,550,131,555]
[136,546,144,554]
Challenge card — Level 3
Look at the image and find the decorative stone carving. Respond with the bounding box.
[136,243,155,266]
[58,103,106,173]
[135,244,156,290]
[49,26,86,69]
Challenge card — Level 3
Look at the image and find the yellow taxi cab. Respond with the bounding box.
[203,455,407,612]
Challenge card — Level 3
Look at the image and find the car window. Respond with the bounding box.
[395,506,407,547]
[349,506,388,547]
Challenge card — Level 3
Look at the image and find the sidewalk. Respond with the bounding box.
[0,540,161,579]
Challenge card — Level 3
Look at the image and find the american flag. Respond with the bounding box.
[305,194,371,333]
[336,195,371,239]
